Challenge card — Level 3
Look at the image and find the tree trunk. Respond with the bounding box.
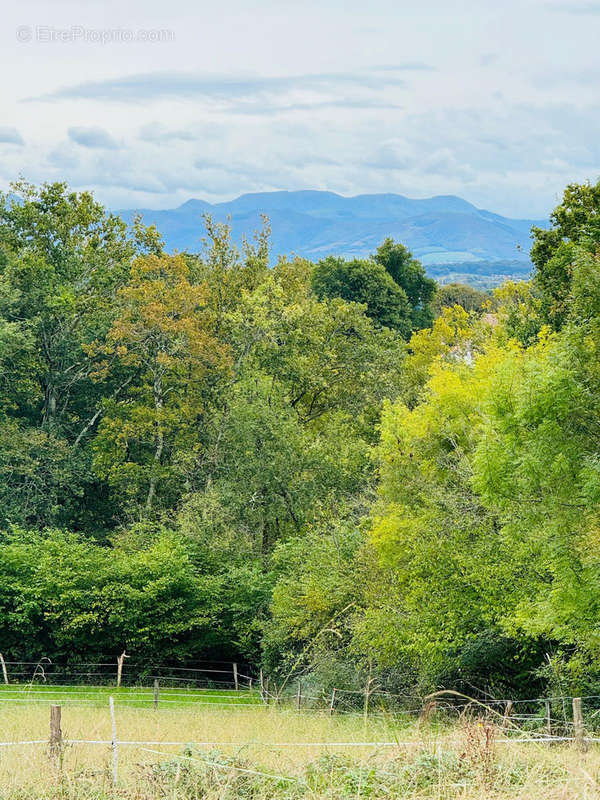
[43,381,57,426]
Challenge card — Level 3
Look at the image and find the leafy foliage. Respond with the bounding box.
[311,255,413,335]
[373,238,436,329]
[3,177,600,701]
[0,182,405,665]
[531,179,600,329]
[432,282,490,314]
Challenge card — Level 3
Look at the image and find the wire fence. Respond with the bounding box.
[0,656,252,690]
[4,654,600,799]
[3,680,600,736]
[2,687,600,793]
[4,697,600,752]
[5,657,600,739]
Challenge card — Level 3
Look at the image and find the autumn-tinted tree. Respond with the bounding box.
[91,252,230,515]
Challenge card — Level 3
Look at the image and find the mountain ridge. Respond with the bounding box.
[117,190,546,279]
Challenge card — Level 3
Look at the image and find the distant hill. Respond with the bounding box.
[118,191,546,284]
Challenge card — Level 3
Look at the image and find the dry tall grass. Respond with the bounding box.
[0,702,599,798]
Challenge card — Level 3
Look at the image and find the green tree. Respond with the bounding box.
[0,181,153,433]
[366,347,519,684]
[0,181,159,530]
[264,517,365,678]
[471,299,600,670]
[0,528,223,661]
[311,255,413,336]
[374,238,436,329]
[432,282,489,315]
[531,180,600,329]
[186,254,404,558]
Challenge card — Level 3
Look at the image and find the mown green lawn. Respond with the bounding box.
[0,683,261,708]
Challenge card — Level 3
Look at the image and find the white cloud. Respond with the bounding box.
[68,126,119,149]
[0,0,598,217]
[0,126,24,145]
[546,2,600,14]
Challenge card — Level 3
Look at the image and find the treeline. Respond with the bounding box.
[0,181,424,666]
[2,179,600,699]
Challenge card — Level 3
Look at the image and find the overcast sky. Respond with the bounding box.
[1,0,598,217]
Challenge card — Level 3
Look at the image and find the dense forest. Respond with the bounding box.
[1,178,600,700]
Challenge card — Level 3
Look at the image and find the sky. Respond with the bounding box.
[0,0,599,218]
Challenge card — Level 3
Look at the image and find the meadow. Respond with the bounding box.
[0,683,260,708]
[0,685,599,799]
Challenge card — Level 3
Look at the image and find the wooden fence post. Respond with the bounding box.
[573,697,586,751]
[363,673,373,723]
[296,681,302,711]
[233,662,239,691]
[0,653,8,685]
[502,700,513,730]
[545,699,552,738]
[49,705,62,759]
[259,669,266,704]
[109,696,118,785]
[153,679,159,710]
[116,651,128,688]
[329,688,337,715]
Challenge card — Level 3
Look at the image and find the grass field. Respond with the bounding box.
[0,686,599,798]
[0,682,260,708]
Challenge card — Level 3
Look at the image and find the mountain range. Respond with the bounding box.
[118,191,547,284]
